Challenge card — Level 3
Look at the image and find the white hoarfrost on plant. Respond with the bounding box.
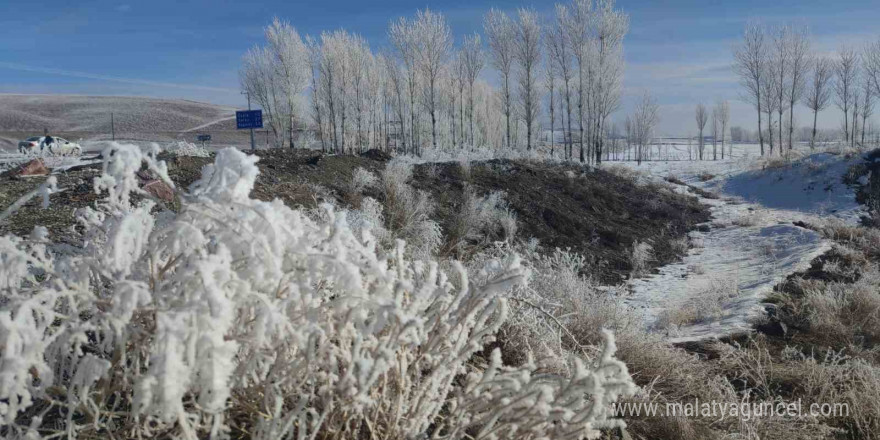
[0,143,635,438]
[166,140,212,158]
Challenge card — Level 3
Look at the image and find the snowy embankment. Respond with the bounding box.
[616,144,864,342]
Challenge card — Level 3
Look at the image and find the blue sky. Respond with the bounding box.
[1,0,879,135]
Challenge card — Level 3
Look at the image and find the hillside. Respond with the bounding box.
[0,149,710,284]
[0,94,244,150]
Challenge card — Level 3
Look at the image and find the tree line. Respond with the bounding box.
[734,22,880,154]
[239,0,630,164]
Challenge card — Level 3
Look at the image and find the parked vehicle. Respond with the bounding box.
[18,136,82,156]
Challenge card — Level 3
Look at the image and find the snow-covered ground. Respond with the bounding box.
[613,143,866,342]
[0,94,235,133]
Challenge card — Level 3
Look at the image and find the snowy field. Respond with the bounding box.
[0,94,235,133]
[612,142,866,341]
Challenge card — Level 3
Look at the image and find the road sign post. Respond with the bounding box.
[239,92,263,152]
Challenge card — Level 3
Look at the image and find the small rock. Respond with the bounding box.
[136,170,154,182]
[757,319,788,338]
[16,159,49,177]
[143,179,174,202]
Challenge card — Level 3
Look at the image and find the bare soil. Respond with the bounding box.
[1,148,710,284]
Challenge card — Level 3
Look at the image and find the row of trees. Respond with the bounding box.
[240,0,630,164]
[734,22,880,154]
[693,100,731,160]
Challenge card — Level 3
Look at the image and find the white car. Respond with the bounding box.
[18,136,83,156]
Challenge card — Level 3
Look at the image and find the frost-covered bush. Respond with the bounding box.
[0,143,636,439]
[629,240,653,277]
[449,188,518,256]
[656,276,740,329]
[602,164,647,186]
[380,159,443,259]
[166,140,211,157]
[469,244,638,376]
[348,166,378,194]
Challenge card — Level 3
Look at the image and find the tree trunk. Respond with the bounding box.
[549,86,555,158]
[469,82,475,146]
[757,99,764,156]
[778,108,783,151]
[811,109,818,150]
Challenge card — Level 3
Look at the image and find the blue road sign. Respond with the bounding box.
[236,110,263,129]
[197,134,211,142]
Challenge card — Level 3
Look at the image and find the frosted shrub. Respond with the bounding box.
[656,276,740,329]
[470,245,638,375]
[349,166,378,194]
[602,164,646,186]
[629,241,653,277]
[0,143,637,438]
[166,140,211,158]
[451,187,518,255]
[732,209,767,227]
[380,159,443,259]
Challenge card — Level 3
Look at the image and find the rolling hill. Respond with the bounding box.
[0,94,247,150]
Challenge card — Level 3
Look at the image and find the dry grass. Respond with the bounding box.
[697,171,715,182]
[655,276,740,329]
[629,240,654,277]
[602,163,648,186]
[669,236,690,256]
[732,208,768,227]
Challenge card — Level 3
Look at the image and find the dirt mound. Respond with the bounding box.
[411,160,709,283]
[2,149,709,283]
[360,149,393,162]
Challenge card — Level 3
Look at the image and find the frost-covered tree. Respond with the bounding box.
[315,30,349,153]
[590,0,628,164]
[240,18,310,149]
[461,33,485,146]
[806,56,833,149]
[761,54,780,155]
[412,9,452,152]
[379,52,402,151]
[544,41,557,156]
[784,25,810,150]
[240,46,283,147]
[734,22,767,155]
[454,50,467,148]
[865,38,880,100]
[718,100,730,159]
[389,16,419,154]
[265,18,311,149]
[859,73,874,147]
[547,5,575,160]
[348,34,373,153]
[513,8,542,151]
[562,0,591,162]
[306,36,328,151]
[630,91,659,165]
[834,47,859,143]
[770,25,791,150]
[695,103,707,160]
[485,9,516,149]
[711,102,720,160]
